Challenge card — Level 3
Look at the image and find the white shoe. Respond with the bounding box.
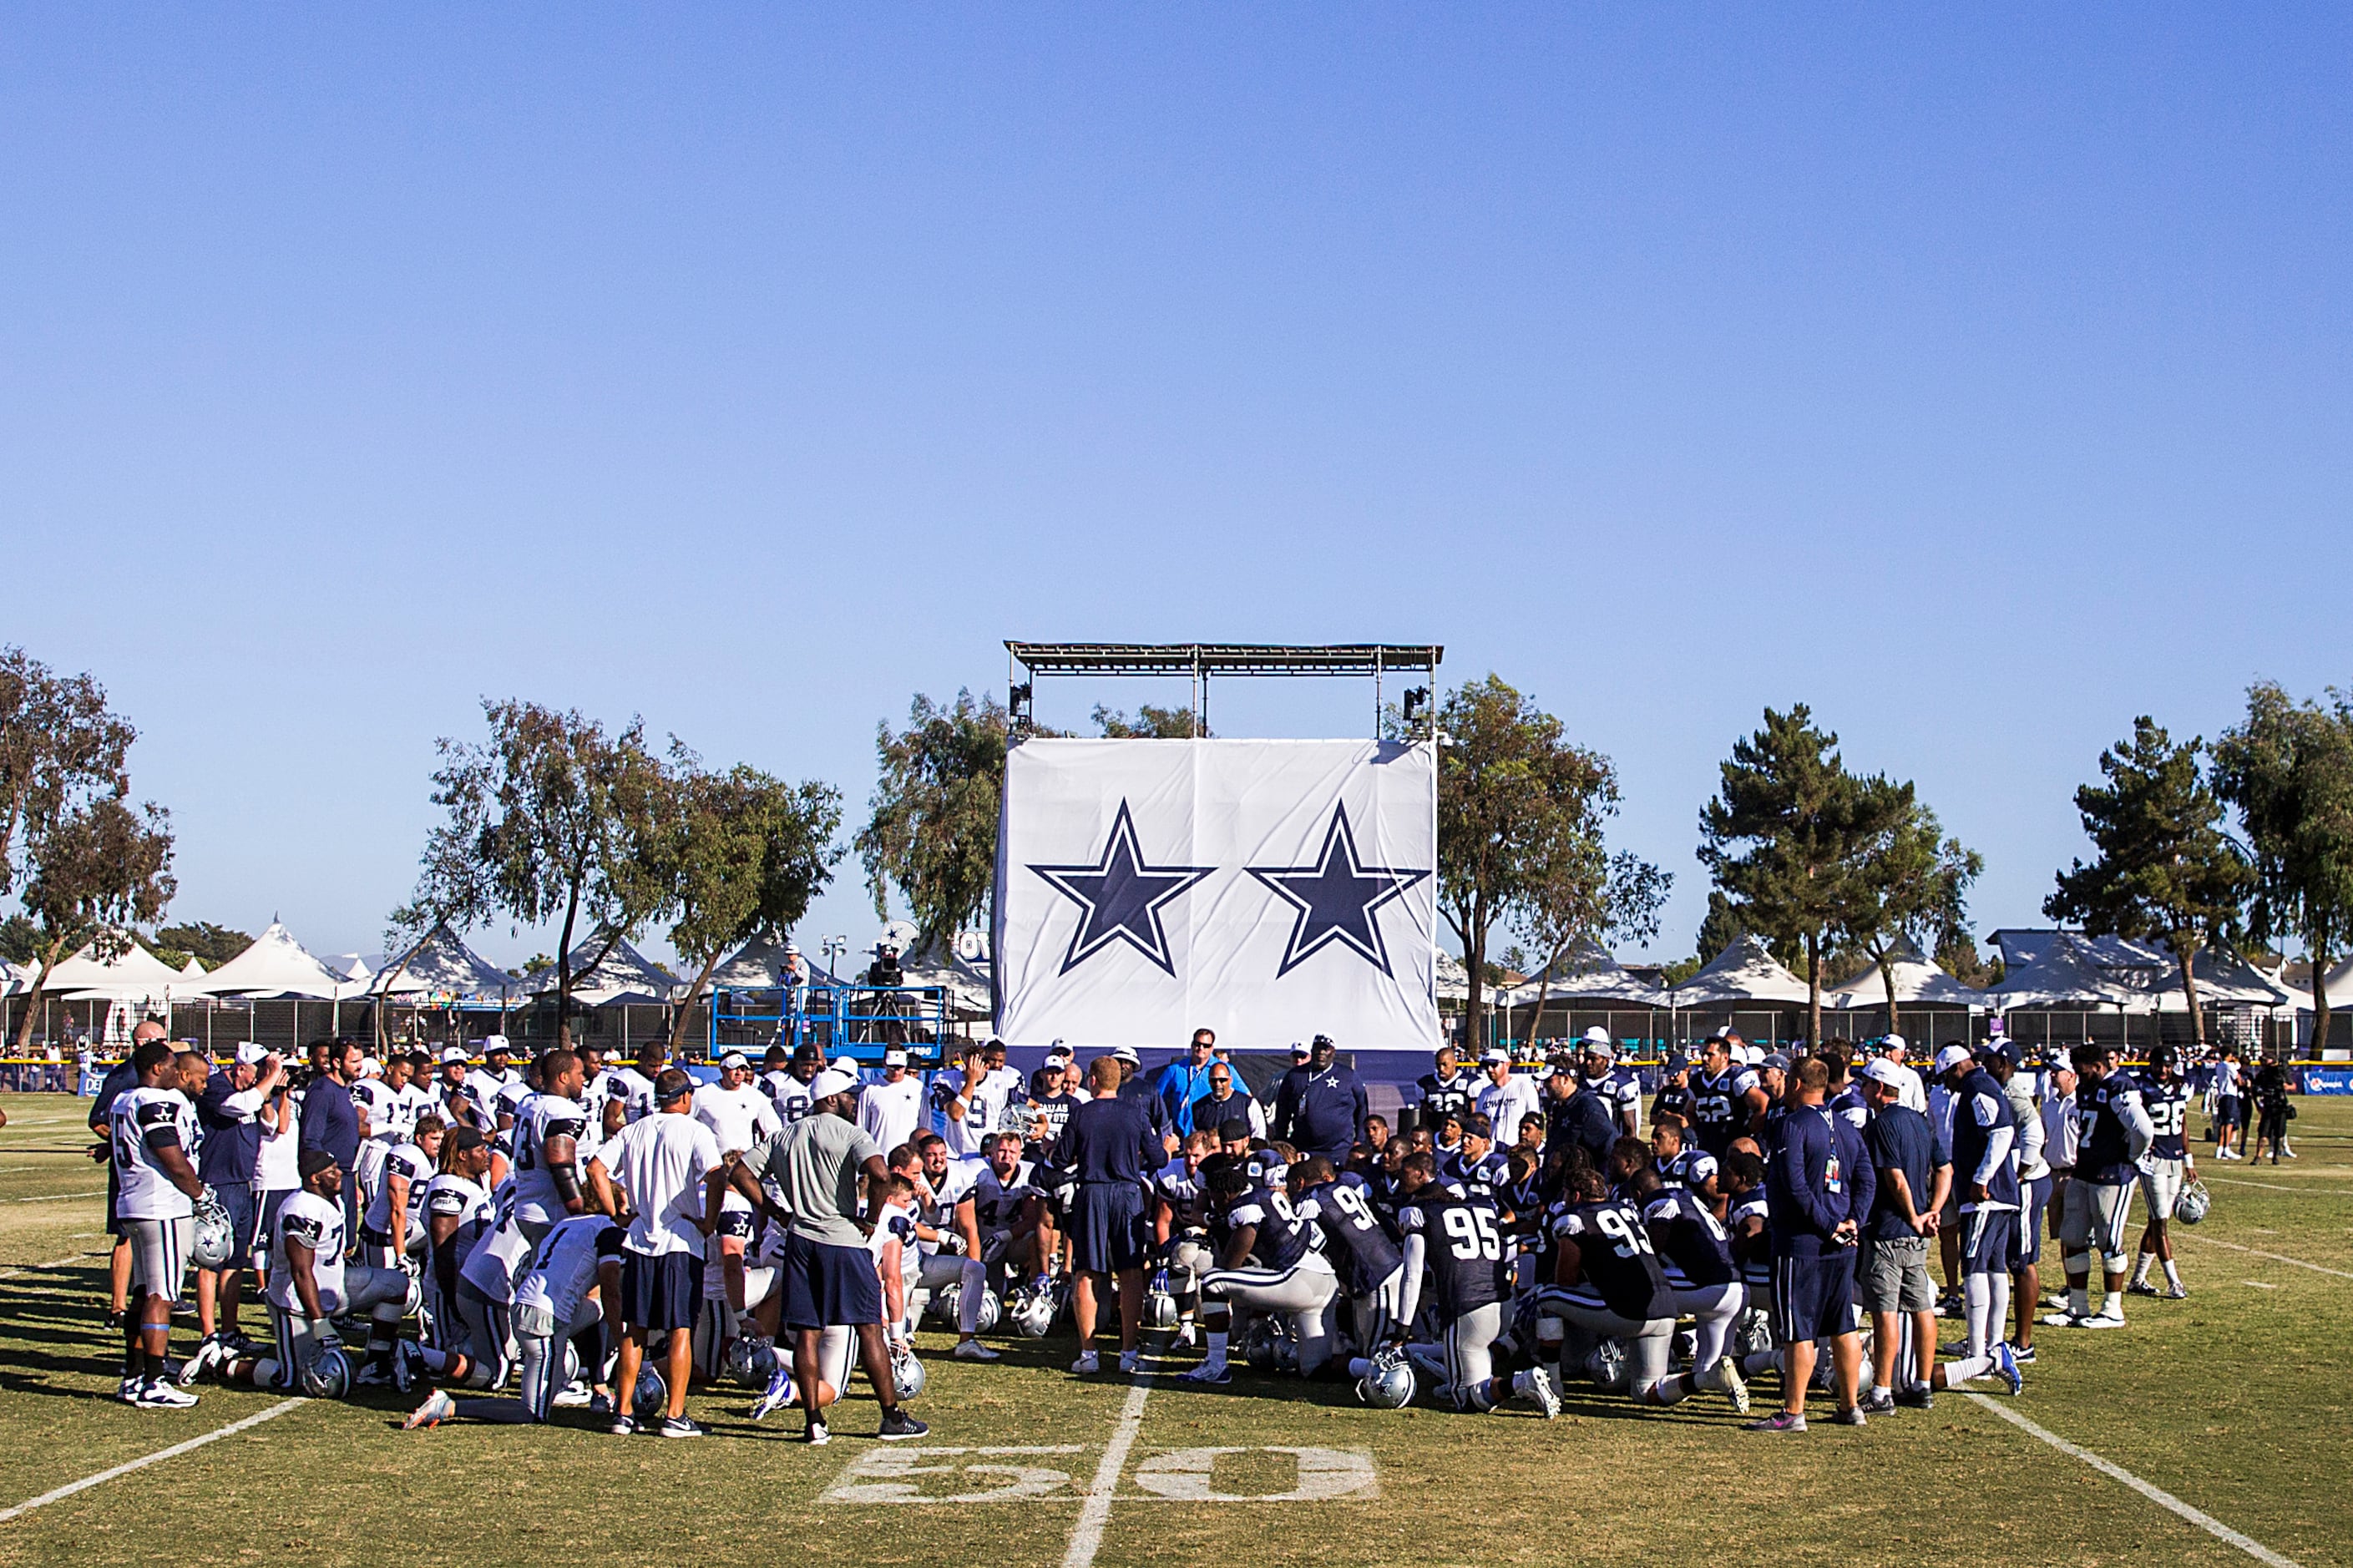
[953,1340,1000,1362]
[2077,1311,2127,1329]
[1523,1365,1561,1419]
[2038,1310,2083,1328]
[1713,1356,1749,1415]
[134,1380,199,1409]
[1180,1361,1232,1384]
[1071,1351,1100,1374]
[551,1380,594,1407]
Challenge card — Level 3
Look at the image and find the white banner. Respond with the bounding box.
[993,738,1440,1050]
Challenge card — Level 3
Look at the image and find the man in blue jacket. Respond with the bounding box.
[1273,1035,1367,1165]
[1156,1029,1222,1136]
[1752,1055,1875,1434]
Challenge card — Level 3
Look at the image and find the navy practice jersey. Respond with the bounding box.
[1652,1082,1698,1130]
[2076,1074,2147,1185]
[1440,1146,1509,1201]
[1689,1065,1758,1154]
[1398,1188,1510,1319]
[1641,1186,1738,1289]
[2139,1074,2189,1161]
[1226,1185,1318,1272]
[1298,1179,1403,1295]
[1416,1070,1479,1131]
[1948,1065,2021,1210]
[1728,1188,1774,1290]
[1551,1197,1672,1321]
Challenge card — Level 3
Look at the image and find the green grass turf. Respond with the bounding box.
[1,1090,2347,1567]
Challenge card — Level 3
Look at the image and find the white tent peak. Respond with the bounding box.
[1829,941,1985,1008]
[538,933,680,1005]
[1515,936,1661,1004]
[1669,933,1812,1006]
[186,921,351,1000]
[44,933,190,1002]
[372,924,515,1001]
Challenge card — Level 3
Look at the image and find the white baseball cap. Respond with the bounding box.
[1580,1026,1615,1050]
[483,1034,511,1054]
[1110,1044,1141,1065]
[809,1068,861,1101]
[883,1047,909,1067]
[1933,1044,1972,1074]
[1878,1034,1909,1055]
[234,1042,269,1066]
[718,1050,751,1071]
[1480,1047,1509,1065]
[1860,1059,1907,1090]
[440,1045,469,1065]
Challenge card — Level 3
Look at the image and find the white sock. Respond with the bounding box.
[2163,1260,2182,1289]
[2101,1290,2124,1318]
[2131,1252,2153,1285]
[1964,1273,1993,1358]
[1944,1353,1993,1383]
[1986,1274,2011,1348]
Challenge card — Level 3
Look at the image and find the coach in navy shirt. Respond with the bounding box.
[1050,1057,1166,1376]
[195,1043,284,1346]
[1757,1055,1875,1433]
[300,1039,363,1229]
[1857,1059,1948,1407]
[1273,1036,1368,1164]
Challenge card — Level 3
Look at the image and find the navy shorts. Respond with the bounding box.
[210,1181,257,1271]
[781,1232,883,1330]
[1070,1181,1149,1274]
[255,1188,292,1275]
[620,1248,701,1332]
[1772,1251,1859,1347]
[1961,1208,2016,1277]
[2215,1095,2243,1130]
[2015,1176,2050,1268]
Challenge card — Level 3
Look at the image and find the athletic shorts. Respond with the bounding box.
[1771,1251,1859,1347]
[255,1188,294,1276]
[1959,1208,2016,1276]
[1069,1181,1150,1274]
[124,1215,194,1302]
[1857,1235,1933,1313]
[2214,1095,2242,1130]
[201,1181,253,1271]
[2058,1178,2136,1257]
[781,1232,883,1330]
[620,1249,701,1333]
[2138,1159,2184,1223]
[2015,1174,2050,1268]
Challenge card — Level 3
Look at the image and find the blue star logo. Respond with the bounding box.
[1247,803,1430,979]
[1029,799,1213,977]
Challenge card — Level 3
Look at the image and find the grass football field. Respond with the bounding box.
[0,1090,2345,1568]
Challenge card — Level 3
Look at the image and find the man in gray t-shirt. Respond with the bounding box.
[731,1067,924,1446]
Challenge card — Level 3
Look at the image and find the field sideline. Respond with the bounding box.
[0,1092,2346,1568]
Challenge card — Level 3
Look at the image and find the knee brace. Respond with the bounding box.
[2062,1250,2092,1278]
[2102,1252,2130,1278]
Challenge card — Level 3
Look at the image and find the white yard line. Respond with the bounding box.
[0,1191,102,1204]
[0,1399,306,1525]
[2174,1233,2353,1282]
[1966,1395,2299,1566]
[2204,1176,2353,1196]
[1061,1369,1155,1568]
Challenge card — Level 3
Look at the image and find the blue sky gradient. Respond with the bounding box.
[4,8,2348,969]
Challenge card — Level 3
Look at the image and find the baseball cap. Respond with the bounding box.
[1109,1044,1141,1065]
[809,1068,861,1100]
[234,1042,268,1066]
[1933,1044,1972,1074]
[1580,1026,1614,1050]
[1878,1033,1909,1055]
[1289,1041,1310,1057]
[447,1125,488,1152]
[1762,1052,1790,1071]
[483,1034,511,1055]
[1480,1047,1509,1065]
[718,1050,751,1071]
[297,1148,338,1179]
[1660,1052,1688,1075]
[882,1047,908,1067]
[1974,1039,2022,1069]
[1860,1059,1906,1090]
[440,1045,469,1065]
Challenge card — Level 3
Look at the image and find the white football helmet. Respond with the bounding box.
[301,1347,352,1400]
[1356,1346,1416,1409]
[1010,1287,1056,1338]
[972,1287,1003,1334]
[190,1193,235,1272]
[890,1343,927,1401]
[2174,1178,2212,1225]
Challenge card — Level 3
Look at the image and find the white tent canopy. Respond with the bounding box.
[1669,934,1812,1007]
[704,932,801,994]
[900,938,993,1023]
[45,935,191,1004]
[178,956,207,979]
[183,921,353,999]
[372,925,515,1003]
[1985,933,2146,1011]
[1516,937,1663,1006]
[539,933,681,1006]
[1829,942,1986,1009]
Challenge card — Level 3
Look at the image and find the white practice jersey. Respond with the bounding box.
[510,1094,594,1226]
[421,1172,494,1267]
[692,1082,782,1156]
[514,1213,622,1328]
[461,1181,529,1302]
[761,1069,813,1124]
[110,1085,199,1222]
[363,1140,438,1238]
[266,1190,348,1312]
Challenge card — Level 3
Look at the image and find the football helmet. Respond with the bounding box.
[1010,1286,1056,1338]
[1356,1346,1415,1409]
[1144,1273,1179,1331]
[890,1343,927,1401]
[2174,1177,2212,1225]
[301,1347,352,1400]
[1585,1337,1628,1393]
[931,1282,963,1326]
[190,1192,235,1272]
[635,1363,667,1416]
[972,1287,1003,1334]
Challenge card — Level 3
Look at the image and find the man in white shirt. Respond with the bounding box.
[587,1068,728,1438]
[1473,1048,1539,1160]
[692,1050,783,1318]
[934,1041,1020,1159]
[463,1038,522,1130]
[109,1042,209,1408]
[608,1041,666,1127]
[1872,1034,1930,1114]
[761,1042,821,1125]
[859,1049,923,1155]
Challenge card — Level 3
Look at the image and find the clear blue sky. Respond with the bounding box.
[4,8,2348,971]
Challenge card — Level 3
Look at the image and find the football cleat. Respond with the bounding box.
[1713,1356,1749,1415]
[2162,1284,2189,1300]
[117,1375,141,1404]
[1180,1361,1232,1385]
[2077,1312,2128,1329]
[177,1335,226,1388]
[2126,1281,2159,1297]
[1175,1321,1198,1348]
[1523,1364,1561,1420]
[1992,1342,2023,1396]
[403,1389,455,1429]
[134,1380,199,1409]
[803,1416,830,1445]
[551,1380,594,1408]
[749,1365,797,1422]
